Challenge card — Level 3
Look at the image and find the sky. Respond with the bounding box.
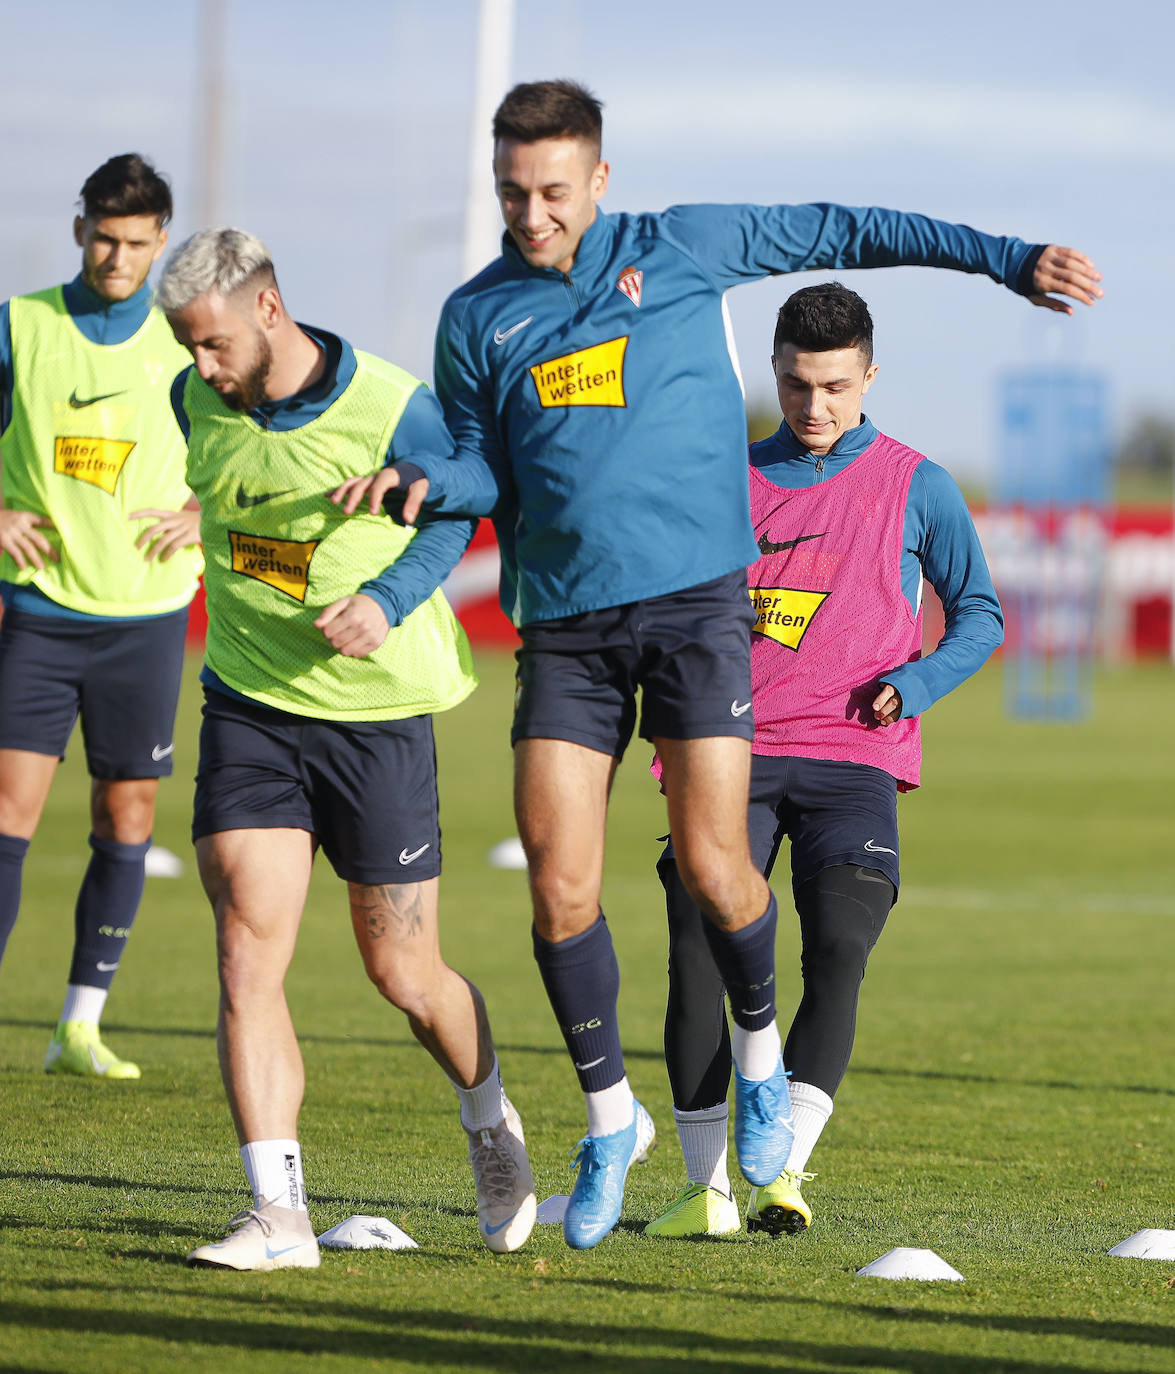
[2,0,1171,481]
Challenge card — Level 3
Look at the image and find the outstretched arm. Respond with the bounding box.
[666,202,1103,312]
[331,370,511,524]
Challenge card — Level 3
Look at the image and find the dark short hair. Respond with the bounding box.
[493,80,603,156]
[78,154,173,226]
[773,282,873,363]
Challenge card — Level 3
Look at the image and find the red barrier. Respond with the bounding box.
[177,507,1173,660]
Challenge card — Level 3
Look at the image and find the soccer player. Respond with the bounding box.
[0,154,201,1079]
[645,282,1004,1239]
[159,228,535,1270]
[335,80,1100,1250]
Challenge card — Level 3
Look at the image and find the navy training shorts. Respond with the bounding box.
[0,603,188,779]
[192,686,442,886]
[511,569,756,758]
[663,754,900,898]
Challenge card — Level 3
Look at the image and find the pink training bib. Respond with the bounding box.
[747,432,925,790]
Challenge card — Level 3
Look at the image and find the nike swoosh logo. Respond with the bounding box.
[493,316,534,345]
[730,700,752,717]
[69,388,127,409]
[88,1046,109,1075]
[235,485,296,508]
[864,839,897,855]
[264,1241,308,1260]
[483,1214,522,1236]
[152,743,175,761]
[399,844,430,865]
[573,1056,606,1071]
[96,960,120,972]
[757,530,828,556]
[740,1004,771,1018]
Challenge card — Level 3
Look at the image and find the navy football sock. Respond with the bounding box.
[701,890,779,1032]
[532,912,626,1094]
[69,834,151,990]
[0,831,31,967]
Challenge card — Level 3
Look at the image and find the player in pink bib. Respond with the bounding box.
[645,283,1004,1239]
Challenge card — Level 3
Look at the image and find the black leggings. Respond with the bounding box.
[661,857,893,1111]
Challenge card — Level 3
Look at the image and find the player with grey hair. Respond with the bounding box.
[161,229,537,1269]
[154,227,275,315]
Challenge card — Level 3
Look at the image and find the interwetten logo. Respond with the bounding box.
[229,530,319,602]
[529,337,628,408]
[748,586,828,651]
[54,437,135,494]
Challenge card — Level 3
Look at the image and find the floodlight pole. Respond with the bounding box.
[462,0,515,282]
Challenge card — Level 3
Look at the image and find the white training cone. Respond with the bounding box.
[1108,1229,1175,1260]
[144,844,184,878]
[317,1215,418,1250]
[536,1194,569,1224]
[487,837,528,870]
[857,1247,965,1281]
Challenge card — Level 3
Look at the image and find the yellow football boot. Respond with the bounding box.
[745,1169,815,1234]
[644,1183,741,1238]
[44,1021,141,1079]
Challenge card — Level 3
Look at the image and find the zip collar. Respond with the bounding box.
[499,210,612,282]
[751,414,879,484]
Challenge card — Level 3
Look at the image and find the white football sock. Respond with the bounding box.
[730,1020,782,1082]
[60,984,108,1026]
[240,1139,307,1211]
[585,1077,635,1138]
[785,1081,834,1172]
[452,1054,509,1132]
[674,1103,731,1195]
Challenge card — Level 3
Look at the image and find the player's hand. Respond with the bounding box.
[329,467,430,525]
[1027,246,1104,314]
[315,593,390,658]
[872,683,902,726]
[0,509,58,570]
[130,507,202,562]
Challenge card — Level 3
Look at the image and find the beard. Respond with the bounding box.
[220,332,273,412]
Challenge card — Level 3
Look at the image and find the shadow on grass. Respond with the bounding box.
[0,1210,208,1242]
[849,1302,1175,1350]
[0,1168,445,1226]
[851,1063,1175,1098]
[0,1019,664,1061]
[0,1292,1161,1373]
[0,1170,237,1200]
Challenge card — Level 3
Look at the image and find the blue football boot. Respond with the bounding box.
[733,1057,794,1186]
[563,1100,656,1250]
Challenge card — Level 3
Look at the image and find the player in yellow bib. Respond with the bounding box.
[0,155,202,1079]
[158,228,536,1270]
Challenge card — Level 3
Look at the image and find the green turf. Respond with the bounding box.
[2,652,1174,1373]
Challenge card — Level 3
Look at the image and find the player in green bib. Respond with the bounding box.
[0,154,202,1080]
[158,227,536,1270]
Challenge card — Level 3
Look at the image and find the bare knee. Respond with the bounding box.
[676,849,756,926]
[92,778,158,844]
[215,907,291,1008]
[528,858,601,939]
[366,954,449,1024]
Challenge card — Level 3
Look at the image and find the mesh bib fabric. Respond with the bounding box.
[184,350,476,721]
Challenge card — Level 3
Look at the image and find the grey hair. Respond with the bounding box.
[156,227,274,312]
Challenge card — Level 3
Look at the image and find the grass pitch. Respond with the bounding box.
[2,652,1174,1373]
